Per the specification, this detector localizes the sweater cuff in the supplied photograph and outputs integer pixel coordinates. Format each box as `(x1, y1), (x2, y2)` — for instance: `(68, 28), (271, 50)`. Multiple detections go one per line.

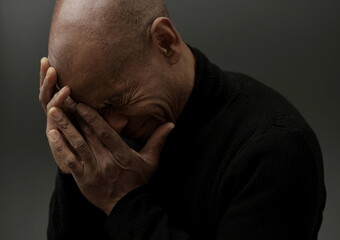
(102, 185), (157, 238)
(56, 169), (79, 192)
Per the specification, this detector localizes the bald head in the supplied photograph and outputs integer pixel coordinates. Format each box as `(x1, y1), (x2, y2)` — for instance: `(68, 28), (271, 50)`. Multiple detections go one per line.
(48, 0), (168, 89)
(47, 0), (195, 138)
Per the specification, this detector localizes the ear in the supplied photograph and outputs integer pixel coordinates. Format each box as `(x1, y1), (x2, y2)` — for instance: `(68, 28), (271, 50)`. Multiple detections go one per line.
(150, 17), (182, 65)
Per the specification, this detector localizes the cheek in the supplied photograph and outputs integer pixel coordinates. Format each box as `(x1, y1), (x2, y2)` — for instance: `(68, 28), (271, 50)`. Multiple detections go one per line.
(104, 115), (129, 134)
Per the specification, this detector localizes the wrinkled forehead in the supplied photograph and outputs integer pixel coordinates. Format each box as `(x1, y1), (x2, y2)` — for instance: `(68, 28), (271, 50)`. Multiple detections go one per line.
(48, 0), (131, 81)
(48, 16), (112, 88)
(46, 1), (129, 109)
(48, 23), (123, 87)
(49, 0), (110, 64)
(48, 37), (109, 106)
(49, 41), (96, 87)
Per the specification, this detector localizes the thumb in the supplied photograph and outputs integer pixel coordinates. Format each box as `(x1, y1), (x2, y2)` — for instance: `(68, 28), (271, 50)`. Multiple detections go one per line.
(139, 122), (175, 166)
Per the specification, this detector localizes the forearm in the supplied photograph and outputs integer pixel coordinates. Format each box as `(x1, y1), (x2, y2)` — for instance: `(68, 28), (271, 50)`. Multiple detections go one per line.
(48, 170), (191, 240)
(47, 170), (107, 240)
(103, 186), (191, 240)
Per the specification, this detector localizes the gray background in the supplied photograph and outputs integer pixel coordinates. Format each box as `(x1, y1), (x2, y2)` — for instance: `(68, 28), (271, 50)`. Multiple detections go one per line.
(0, 0), (339, 239)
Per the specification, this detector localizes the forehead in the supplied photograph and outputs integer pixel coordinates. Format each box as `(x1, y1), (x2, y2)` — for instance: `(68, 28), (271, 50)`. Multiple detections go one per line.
(48, 23), (132, 109)
(49, 46), (114, 109)
(48, 22), (125, 88)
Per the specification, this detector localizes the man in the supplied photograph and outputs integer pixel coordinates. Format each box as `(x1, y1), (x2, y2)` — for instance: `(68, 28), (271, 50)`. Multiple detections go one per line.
(39, 0), (326, 239)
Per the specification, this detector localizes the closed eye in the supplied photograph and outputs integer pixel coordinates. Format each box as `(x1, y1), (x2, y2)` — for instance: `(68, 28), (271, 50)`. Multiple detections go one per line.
(98, 105), (109, 116)
(98, 96), (124, 116)
(109, 96), (124, 107)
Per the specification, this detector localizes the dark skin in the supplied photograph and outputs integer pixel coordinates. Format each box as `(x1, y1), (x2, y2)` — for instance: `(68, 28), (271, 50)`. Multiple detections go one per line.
(40, 1), (195, 216)
(39, 59), (175, 215)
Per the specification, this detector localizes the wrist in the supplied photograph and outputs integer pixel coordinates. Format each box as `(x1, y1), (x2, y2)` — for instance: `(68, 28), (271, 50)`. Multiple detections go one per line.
(103, 200), (118, 216)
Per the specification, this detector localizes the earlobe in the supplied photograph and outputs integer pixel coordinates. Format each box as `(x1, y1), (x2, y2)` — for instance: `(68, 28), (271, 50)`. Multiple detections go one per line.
(150, 17), (182, 65)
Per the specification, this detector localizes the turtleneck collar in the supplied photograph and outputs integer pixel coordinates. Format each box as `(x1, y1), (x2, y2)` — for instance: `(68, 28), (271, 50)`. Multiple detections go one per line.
(175, 46), (241, 129)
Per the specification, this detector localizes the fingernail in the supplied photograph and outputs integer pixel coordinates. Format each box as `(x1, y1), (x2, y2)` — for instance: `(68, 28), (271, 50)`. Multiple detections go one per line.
(50, 108), (62, 120)
(64, 97), (77, 109)
(48, 130), (59, 142)
(41, 57), (47, 64)
(59, 86), (68, 94)
(46, 67), (53, 76)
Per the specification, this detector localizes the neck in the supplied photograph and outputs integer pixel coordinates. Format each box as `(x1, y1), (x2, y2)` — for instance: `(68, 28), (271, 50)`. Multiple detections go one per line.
(171, 44), (196, 122)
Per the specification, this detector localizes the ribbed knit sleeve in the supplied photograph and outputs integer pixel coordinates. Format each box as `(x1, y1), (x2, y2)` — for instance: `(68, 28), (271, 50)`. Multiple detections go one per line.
(102, 186), (190, 239)
(47, 171), (107, 240)
(47, 172), (192, 240)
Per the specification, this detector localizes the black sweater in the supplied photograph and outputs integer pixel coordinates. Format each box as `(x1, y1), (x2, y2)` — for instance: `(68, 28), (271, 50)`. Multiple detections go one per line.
(48, 48), (326, 240)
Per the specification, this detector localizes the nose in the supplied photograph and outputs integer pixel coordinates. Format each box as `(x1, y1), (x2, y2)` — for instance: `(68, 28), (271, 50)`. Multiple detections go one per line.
(104, 114), (129, 134)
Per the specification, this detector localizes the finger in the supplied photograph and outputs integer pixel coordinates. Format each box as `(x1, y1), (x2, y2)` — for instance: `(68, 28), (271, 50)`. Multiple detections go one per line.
(46, 115), (73, 174)
(45, 87), (71, 133)
(45, 87), (71, 151)
(40, 57), (50, 87)
(64, 96), (77, 113)
(48, 107), (96, 169)
(39, 67), (58, 112)
(81, 123), (110, 159)
(46, 86), (71, 112)
(47, 129), (83, 177)
(40, 67), (57, 107)
(139, 122), (175, 166)
(76, 103), (127, 151)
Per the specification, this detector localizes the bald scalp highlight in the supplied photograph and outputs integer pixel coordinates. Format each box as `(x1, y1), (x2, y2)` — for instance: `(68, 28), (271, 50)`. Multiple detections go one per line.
(102, 0), (169, 73)
(49, 0), (169, 82)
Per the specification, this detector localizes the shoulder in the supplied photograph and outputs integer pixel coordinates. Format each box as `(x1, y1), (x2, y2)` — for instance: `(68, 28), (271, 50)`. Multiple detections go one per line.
(208, 71), (323, 172)
(220, 71), (313, 133)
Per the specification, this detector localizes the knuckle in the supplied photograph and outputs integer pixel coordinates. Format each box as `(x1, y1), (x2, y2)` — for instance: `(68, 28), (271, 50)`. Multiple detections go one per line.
(99, 130), (111, 140)
(65, 159), (77, 169)
(57, 119), (69, 130)
(55, 143), (64, 152)
(73, 139), (88, 152)
(86, 112), (97, 124)
(112, 151), (130, 169)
